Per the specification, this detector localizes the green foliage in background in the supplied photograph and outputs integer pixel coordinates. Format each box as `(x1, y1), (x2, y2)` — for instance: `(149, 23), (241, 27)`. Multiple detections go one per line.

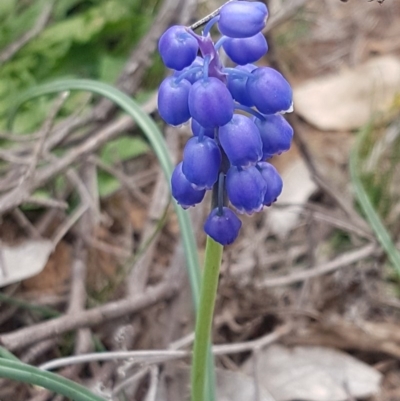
(356, 122), (400, 225)
(350, 121), (400, 276)
(98, 136), (149, 197)
(0, 0), (159, 132)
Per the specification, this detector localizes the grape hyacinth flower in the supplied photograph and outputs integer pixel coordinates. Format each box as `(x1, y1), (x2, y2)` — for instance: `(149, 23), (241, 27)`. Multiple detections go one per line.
(157, 0), (293, 245)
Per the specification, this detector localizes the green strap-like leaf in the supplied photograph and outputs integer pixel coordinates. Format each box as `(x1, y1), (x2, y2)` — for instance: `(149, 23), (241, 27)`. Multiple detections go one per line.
(0, 358), (105, 401)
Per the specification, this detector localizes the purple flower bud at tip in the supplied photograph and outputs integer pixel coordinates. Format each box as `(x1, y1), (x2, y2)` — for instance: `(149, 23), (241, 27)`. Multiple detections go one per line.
(204, 207), (242, 245)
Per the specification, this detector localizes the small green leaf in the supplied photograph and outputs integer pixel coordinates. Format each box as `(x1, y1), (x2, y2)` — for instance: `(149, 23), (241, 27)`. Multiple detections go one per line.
(97, 171), (120, 198)
(98, 54), (126, 83)
(100, 135), (149, 165)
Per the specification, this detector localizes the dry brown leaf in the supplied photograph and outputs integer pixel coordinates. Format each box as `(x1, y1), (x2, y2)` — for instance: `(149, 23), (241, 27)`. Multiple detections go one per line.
(294, 56), (400, 131)
(267, 157), (317, 238)
(243, 345), (382, 401)
(156, 366), (275, 401)
(21, 241), (71, 293)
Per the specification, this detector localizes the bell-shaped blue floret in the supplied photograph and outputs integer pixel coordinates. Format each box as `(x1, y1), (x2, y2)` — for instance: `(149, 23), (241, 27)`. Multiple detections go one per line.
(218, 1), (268, 38)
(158, 77), (191, 126)
(257, 162), (283, 205)
(158, 26), (199, 71)
(204, 207), (242, 245)
(188, 77), (234, 128)
(226, 166), (267, 214)
(222, 33), (268, 65)
(182, 136), (221, 190)
(227, 64), (256, 107)
(171, 162), (206, 208)
(191, 119), (215, 139)
(246, 67), (293, 115)
(254, 114), (293, 159)
(219, 114), (263, 167)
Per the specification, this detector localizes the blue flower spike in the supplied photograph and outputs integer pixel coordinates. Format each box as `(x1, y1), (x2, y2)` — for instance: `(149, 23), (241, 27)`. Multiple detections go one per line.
(157, 1), (293, 245)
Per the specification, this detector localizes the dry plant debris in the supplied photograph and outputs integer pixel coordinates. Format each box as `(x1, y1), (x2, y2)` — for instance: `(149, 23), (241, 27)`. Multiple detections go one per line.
(0, 0), (399, 400)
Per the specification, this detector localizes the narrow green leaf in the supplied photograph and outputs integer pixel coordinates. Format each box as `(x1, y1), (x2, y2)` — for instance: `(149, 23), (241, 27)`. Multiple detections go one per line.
(100, 135), (149, 165)
(0, 347), (19, 362)
(97, 171), (121, 198)
(350, 126), (400, 275)
(0, 359), (105, 401)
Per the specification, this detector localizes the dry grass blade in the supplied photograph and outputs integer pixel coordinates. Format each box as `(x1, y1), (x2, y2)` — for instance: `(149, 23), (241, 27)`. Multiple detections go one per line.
(39, 325), (291, 371)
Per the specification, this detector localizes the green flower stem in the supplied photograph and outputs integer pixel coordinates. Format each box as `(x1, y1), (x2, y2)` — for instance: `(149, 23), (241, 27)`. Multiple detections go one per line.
(191, 236), (223, 401)
(0, 359), (105, 401)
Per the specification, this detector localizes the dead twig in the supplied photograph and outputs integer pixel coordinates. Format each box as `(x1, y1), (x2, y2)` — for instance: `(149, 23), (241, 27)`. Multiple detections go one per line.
(111, 367), (151, 399)
(23, 92), (70, 182)
(0, 92), (71, 215)
(51, 202), (89, 249)
(144, 366), (159, 401)
(126, 165), (171, 295)
(0, 279), (178, 351)
(0, 95), (156, 216)
(258, 243), (379, 287)
(0, 132), (42, 142)
(288, 114), (371, 234)
(287, 316), (400, 358)
(25, 196), (68, 210)
(52, 240), (93, 393)
(11, 209), (42, 239)
(21, 339), (58, 364)
(92, 156), (150, 206)
(20, 239), (92, 369)
(264, 0), (309, 33)
(275, 202), (374, 240)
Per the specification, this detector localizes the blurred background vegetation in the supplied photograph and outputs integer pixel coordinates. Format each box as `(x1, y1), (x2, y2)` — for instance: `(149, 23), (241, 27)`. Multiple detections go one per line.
(0, 0), (162, 132)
